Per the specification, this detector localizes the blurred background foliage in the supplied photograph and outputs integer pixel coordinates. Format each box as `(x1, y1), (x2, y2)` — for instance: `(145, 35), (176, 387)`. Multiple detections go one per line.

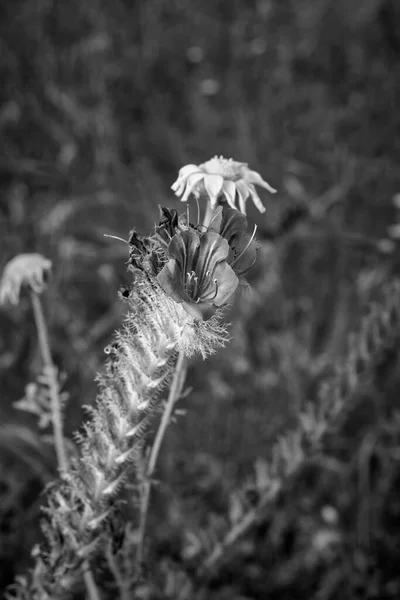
(1, 0), (400, 597)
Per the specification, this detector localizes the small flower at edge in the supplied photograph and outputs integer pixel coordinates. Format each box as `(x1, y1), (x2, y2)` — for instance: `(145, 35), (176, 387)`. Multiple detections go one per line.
(171, 155), (276, 214)
(0, 253), (52, 306)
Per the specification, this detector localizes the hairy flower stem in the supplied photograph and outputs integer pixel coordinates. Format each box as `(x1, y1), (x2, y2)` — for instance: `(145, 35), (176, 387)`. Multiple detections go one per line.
(136, 349), (187, 565)
(30, 291), (68, 474)
(31, 291), (101, 600)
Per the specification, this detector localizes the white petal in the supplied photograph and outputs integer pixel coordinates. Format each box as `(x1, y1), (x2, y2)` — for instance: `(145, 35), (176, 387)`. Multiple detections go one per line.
(171, 165), (203, 192)
(235, 180), (250, 214)
(173, 181), (186, 196)
(222, 180), (237, 209)
(179, 164), (202, 178)
(204, 174), (224, 206)
(180, 172), (206, 202)
(244, 169), (277, 193)
(171, 180), (183, 193)
(238, 194), (247, 214)
(248, 183), (266, 213)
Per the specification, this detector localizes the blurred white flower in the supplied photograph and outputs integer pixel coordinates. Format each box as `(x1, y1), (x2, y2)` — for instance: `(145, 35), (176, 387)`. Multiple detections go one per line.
(249, 38), (266, 56)
(186, 45), (204, 63)
(172, 155), (276, 214)
(393, 193), (400, 209)
(199, 78), (220, 96)
(0, 253), (52, 305)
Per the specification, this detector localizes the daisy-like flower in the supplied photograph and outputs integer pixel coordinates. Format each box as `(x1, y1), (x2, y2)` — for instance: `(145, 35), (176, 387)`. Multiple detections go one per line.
(0, 253), (52, 306)
(171, 155), (276, 214)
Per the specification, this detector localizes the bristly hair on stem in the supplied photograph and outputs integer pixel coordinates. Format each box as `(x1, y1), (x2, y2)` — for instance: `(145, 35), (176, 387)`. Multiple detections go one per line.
(136, 347), (188, 566)
(6, 263), (231, 599)
(6, 198), (260, 599)
(0, 253), (100, 599)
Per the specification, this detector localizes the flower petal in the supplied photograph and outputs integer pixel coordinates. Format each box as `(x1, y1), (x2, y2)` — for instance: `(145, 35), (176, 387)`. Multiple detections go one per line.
(238, 195), (246, 214)
(157, 259), (186, 304)
(230, 234), (258, 275)
(172, 180), (187, 196)
(171, 164), (202, 192)
(222, 180), (237, 209)
(219, 206), (247, 243)
(244, 169), (277, 193)
(182, 299), (216, 321)
(204, 174), (224, 207)
(212, 262), (239, 306)
(235, 180), (250, 214)
(180, 172), (206, 202)
(248, 183), (266, 213)
(207, 206), (224, 234)
(197, 232), (230, 285)
(168, 230), (200, 275)
(179, 164), (203, 178)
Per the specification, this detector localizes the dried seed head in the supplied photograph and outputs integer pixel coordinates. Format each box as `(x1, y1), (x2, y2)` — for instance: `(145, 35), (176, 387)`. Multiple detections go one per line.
(0, 253), (52, 305)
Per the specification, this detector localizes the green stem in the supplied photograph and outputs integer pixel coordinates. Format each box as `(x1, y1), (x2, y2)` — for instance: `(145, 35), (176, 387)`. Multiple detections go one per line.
(30, 291), (68, 474)
(136, 350), (187, 565)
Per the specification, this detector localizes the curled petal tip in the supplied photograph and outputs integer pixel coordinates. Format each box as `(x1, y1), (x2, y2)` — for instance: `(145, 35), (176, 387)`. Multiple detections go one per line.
(173, 156), (277, 214)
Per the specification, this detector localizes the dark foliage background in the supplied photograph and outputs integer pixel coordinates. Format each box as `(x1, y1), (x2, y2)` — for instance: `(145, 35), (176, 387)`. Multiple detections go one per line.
(1, 0), (400, 597)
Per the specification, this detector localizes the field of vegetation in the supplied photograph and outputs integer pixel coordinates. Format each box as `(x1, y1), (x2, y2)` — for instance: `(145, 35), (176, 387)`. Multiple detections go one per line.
(1, 0), (400, 598)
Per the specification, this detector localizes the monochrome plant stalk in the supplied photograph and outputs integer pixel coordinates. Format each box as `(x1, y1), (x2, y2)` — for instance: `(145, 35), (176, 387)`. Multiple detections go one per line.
(8, 268), (231, 600)
(136, 348), (187, 565)
(189, 280), (400, 584)
(8, 276), (179, 598)
(5, 157), (266, 599)
(30, 290), (68, 474)
(31, 289), (102, 599)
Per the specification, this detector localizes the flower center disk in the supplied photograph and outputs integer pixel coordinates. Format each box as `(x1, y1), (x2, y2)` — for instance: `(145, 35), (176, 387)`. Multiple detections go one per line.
(200, 156), (246, 181)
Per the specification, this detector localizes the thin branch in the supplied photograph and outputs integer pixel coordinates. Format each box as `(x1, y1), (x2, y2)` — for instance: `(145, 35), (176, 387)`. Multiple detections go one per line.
(105, 542), (131, 600)
(199, 482), (280, 578)
(136, 349), (187, 565)
(30, 290), (68, 474)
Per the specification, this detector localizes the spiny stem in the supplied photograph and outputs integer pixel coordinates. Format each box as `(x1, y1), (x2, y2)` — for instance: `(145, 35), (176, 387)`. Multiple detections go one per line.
(30, 290), (68, 474)
(136, 349), (187, 565)
(30, 290), (102, 600)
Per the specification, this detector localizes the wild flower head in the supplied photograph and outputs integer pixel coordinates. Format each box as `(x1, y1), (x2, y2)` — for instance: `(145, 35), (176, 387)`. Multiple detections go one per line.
(128, 204), (258, 322)
(0, 253), (52, 306)
(171, 155), (276, 214)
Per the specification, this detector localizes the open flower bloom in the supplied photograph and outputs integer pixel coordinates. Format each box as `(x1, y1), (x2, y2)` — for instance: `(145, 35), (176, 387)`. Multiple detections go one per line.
(0, 253), (52, 306)
(157, 230), (238, 321)
(128, 205), (258, 321)
(171, 155), (276, 214)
